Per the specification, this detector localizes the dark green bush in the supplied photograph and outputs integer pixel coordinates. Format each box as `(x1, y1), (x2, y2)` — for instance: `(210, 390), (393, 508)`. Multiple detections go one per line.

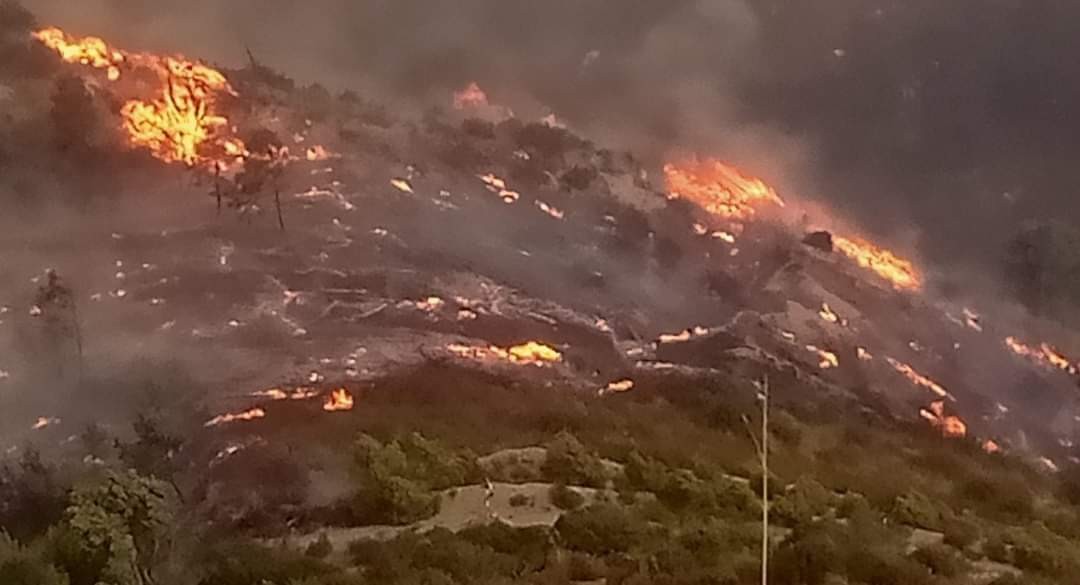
(555, 503), (644, 555)
(910, 543), (968, 578)
(305, 533), (333, 559)
(550, 483), (585, 511)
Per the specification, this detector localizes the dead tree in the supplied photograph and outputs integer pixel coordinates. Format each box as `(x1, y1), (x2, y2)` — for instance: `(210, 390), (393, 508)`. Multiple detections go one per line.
(32, 269), (83, 382)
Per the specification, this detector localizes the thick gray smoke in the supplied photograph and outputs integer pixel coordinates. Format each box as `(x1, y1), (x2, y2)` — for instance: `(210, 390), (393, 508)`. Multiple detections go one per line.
(17, 0), (1080, 279)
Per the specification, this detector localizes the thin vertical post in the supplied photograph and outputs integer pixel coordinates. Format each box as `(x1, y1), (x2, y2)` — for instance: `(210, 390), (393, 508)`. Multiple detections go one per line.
(761, 374), (769, 585)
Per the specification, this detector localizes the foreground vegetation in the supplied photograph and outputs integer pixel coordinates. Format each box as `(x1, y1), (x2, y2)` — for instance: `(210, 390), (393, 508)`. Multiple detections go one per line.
(4, 363), (1080, 585)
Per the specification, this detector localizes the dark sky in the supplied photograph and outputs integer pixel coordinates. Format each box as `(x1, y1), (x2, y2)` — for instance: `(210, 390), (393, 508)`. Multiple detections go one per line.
(19, 0), (1080, 275)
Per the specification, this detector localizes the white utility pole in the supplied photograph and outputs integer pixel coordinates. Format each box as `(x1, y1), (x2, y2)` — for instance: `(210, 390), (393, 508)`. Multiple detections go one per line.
(743, 375), (770, 585)
(760, 375), (769, 585)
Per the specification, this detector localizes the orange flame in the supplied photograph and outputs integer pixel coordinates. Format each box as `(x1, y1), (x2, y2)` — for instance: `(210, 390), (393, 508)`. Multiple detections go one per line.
(663, 160), (785, 221)
(323, 388), (355, 412)
(447, 341), (562, 366)
(478, 173), (520, 203)
(982, 439), (1001, 454)
(600, 379), (635, 396)
(819, 303), (842, 325)
(204, 407), (266, 427)
(34, 26), (242, 168)
(1004, 336), (1079, 375)
(919, 400), (967, 438)
(31, 416), (60, 430)
(886, 357), (949, 398)
(832, 236), (921, 291)
(251, 387), (319, 401)
(33, 27), (123, 80)
(454, 82), (489, 109)
(507, 341), (563, 364)
(806, 345), (840, 369)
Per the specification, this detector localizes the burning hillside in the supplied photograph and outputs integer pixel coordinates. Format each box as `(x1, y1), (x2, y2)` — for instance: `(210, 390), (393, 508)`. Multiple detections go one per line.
(4, 18), (1080, 497)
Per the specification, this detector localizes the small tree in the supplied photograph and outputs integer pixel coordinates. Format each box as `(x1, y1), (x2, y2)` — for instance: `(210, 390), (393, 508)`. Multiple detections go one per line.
(0, 532), (68, 585)
(541, 432), (608, 488)
(65, 470), (173, 585)
(0, 449), (67, 542)
(549, 483), (585, 511)
(117, 414), (184, 485)
(50, 76), (100, 158)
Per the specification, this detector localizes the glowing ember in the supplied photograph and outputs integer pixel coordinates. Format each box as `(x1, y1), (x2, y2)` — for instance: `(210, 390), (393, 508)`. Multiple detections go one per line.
(832, 236), (921, 291)
(962, 308), (983, 332)
(659, 330), (692, 344)
(390, 178), (414, 193)
(819, 303), (841, 325)
(806, 345), (839, 369)
(323, 388), (355, 412)
(251, 388), (289, 400)
(478, 173), (520, 203)
(601, 379), (635, 395)
(1005, 336), (1079, 376)
(713, 231), (737, 244)
(32, 416), (60, 430)
(856, 347), (874, 361)
(886, 357), (949, 398)
(251, 387), (318, 401)
(920, 400), (967, 438)
(34, 26), (242, 167)
(415, 297), (446, 313)
(305, 145), (336, 161)
(453, 81), (490, 110)
(204, 407), (265, 427)
(982, 439), (1001, 454)
(458, 309), (478, 321)
(535, 200), (565, 219)
(663, 160), (785, 221)
(659, 327), (709, 344)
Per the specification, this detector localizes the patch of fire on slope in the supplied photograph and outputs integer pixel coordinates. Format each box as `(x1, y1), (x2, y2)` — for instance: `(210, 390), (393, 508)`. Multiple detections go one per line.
(34, 26), (244, 168)
(663, 159), (785, 222)
(447, 341), (562, 366)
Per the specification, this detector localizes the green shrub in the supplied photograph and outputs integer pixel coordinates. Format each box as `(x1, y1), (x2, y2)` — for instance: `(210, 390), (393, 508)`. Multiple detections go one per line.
(773, 477), (833, 527)
(550, 483), (585, 511)
(0, 533), (69, 585)
(623, 451), (758, 520)
(771, 523), (840, 585)
(1007, 523), (1080, 577)
(305, 533), (333, 559)
(347, 433), (476, 525)
(542, 432), (609, 488)
(567, 552), (606, 581)
(198, 540), (338, 585)
(555, 503), (644, 555)
(941, 512), (981, 550)
(891, 490), (948, 531)
(910, 543), (968, 578)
